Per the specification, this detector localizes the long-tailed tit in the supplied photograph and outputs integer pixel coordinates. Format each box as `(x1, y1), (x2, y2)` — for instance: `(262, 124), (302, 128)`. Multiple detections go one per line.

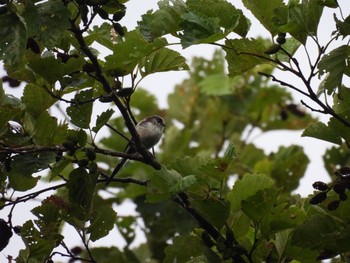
(106, 115), (166, 185)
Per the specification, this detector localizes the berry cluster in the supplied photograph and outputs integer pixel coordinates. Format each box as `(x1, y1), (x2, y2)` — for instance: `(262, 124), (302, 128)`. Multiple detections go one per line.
(309, 167), (350, 210)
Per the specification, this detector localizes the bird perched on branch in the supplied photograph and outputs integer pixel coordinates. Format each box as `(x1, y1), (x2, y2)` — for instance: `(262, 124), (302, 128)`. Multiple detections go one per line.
(106, 115), (166, 185)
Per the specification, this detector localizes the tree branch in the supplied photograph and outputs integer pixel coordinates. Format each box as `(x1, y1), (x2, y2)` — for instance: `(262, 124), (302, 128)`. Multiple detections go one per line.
(69, 19), (161, 171)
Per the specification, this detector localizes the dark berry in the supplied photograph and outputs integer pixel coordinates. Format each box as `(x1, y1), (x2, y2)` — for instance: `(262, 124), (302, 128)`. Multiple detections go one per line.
(312, 181), (328, 191)
(327, 200), (340, 211)
(309, 192), (327, 205)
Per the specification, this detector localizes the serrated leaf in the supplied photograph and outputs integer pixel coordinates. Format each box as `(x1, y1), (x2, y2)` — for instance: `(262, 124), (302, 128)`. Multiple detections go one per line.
(0, 13), (27, 67)
(18, 221), (58, 262)
(302, 121), (342, 145)
(67, 167), (98, 220)
(139, 48), (189, 77)
(187, 0), (250, 37)
(88, 205), (116, 241)
(191, 198), (230, 229)
(241, 0), (285, 35)
(241, 188), (279, 222)
(328, 117), (350, 142)
(180, 11), (223, 48)
(147, 167), (182, 203)
(9, 152), (55, 191)
(292, 214), (339, 250)
(334, 14), (350, 37)
(198, 74), (236, 96)
(77, 129), (88, 147)
(36, 0), (70, 47)
(224, 143), (236, 159)
(275, 37), (301, 62)
(105, 29), (168, 75)
(29, 56), (64, 84)
(275, 229), (293, 259)
(0, 104), (22, 135)
(92, 109), (115, 133)
(33, 111), (59, 145)
(318, 45), (350, 94)
(164, 235), (219, 263)
(227, 173), (274, 211)
(224, 38), (267, 77)
(317, 0), (338, 8)
(139, 0), (185, 41)
(169, 174), (197, 193)
(66, 89), (93, 129)
(22, 83), (56, 117)
(269, 145), (309, 192)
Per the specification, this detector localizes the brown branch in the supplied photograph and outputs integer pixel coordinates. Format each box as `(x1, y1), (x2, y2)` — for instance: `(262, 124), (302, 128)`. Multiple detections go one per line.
(69, 19), (161, 170)
(173, 193), (247, 262)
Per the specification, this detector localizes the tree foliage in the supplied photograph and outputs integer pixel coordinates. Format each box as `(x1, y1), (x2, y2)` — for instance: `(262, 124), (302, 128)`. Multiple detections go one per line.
(0, 0), (350, 262)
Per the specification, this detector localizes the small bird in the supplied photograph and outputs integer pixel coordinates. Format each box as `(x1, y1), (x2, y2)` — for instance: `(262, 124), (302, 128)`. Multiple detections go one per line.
(106, 115), (166, 185)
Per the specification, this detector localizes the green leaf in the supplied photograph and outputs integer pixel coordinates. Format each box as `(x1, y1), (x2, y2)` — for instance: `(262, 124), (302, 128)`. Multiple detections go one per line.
(36, 0), (70, 47)
(333, 86), (350, 118)
(302, 121), (342, 145)
(241, 188), (279, 223)
(241, 0), (285, 35)
(18, 221), (58, 262)
(334, 14), (350, 37)
(139, 0), (185, 41)
(191, 199), (230, 229)
(277, 1), (323, 44)
(33, 111), (59, 145)
(0, 13), (27, 67)
(105, 29), (168, 75)
(92, 109), (115, 133)
(328, 117), (350, 142)
(169, 174), (197, 194)
(180, 11), (223, 48)
(77, 129), (88, 147)
(318, 45), (350, 94)
(198, 74), (236, 96)
(268, 145), (309, 192)
(31, 202), (62, 243)
(187, 0), (250, 37)
(164, 235), (219, 263)
(67, 167), (98, 220)
(275, 37), (301, 62)
(274, 229), (293, 260)
(228, 210), (250, 239)
(9, 152), (55, 191)
(224, 143), (237, 159)
(29, 56), (64, 84)
(22, 83), (56, 117)
(0, 104), (22, 135)
(86, 247), (126, 263)
(147, 167), (182, 203)
(88, 205), (116, 241)
(66, 89), (94, 129)
(86, 23), (117, 50)
(139, 48), (189, 77)
(227, 173), (274, 211)
(292, 214), (340, 250)
(224, 38), (267, 77)
(317, 0), (338, 8)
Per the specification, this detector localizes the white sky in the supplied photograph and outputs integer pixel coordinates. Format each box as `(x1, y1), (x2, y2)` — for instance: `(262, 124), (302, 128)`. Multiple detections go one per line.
(1, 0), (350, 261)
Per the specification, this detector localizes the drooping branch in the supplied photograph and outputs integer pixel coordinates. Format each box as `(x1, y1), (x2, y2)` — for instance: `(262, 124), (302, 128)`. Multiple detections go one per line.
(68, 19), (161, 171)
(227, 45), (350, 129)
